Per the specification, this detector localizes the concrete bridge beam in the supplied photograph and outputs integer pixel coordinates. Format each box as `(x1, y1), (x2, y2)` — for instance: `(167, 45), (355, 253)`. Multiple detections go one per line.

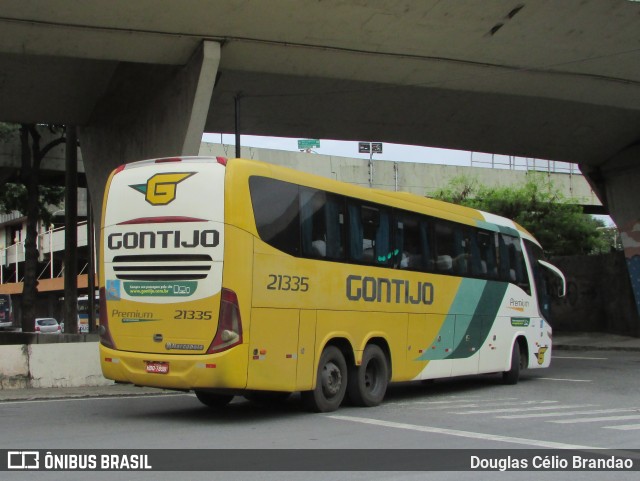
(584, 144), (640, 315)
(79, 41), (221, 219)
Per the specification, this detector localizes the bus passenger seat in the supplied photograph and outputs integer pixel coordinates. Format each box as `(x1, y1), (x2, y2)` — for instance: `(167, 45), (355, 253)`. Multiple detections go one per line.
(311, 240), (326, 257)
(436, 255), (453, 272)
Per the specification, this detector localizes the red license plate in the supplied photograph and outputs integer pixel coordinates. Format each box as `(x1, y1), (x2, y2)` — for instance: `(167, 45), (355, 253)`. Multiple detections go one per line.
(145, 361), (169, 374)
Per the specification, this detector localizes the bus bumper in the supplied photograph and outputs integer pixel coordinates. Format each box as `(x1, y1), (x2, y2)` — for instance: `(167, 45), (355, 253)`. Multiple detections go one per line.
(99, 344), (248, 390)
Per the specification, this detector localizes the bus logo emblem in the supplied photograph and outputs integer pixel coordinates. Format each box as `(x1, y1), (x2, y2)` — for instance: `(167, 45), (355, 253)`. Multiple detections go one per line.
(130, 172), (195, 206)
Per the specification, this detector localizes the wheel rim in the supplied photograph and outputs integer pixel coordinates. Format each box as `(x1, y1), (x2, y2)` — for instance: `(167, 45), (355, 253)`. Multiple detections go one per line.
(321, 360), (343, 398)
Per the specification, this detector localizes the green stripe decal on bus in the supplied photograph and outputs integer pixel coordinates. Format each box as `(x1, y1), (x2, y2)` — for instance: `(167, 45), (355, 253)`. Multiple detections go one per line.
(417, 279), (508, 361)
(417, 279), (485, 362)
(476, 220), (519, 237)
(447, 280), (509, 359)
(475, 220), (500, 233)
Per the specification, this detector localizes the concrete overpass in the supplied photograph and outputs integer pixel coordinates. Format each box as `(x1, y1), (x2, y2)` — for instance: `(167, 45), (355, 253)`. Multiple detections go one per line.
(0, 1), (639, 311)
(0, 134), (602, 208)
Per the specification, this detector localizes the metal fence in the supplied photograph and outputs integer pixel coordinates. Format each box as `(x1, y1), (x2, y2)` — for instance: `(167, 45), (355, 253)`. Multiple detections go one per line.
(470, 153), (580, 175)
(0, 221), (89, 284)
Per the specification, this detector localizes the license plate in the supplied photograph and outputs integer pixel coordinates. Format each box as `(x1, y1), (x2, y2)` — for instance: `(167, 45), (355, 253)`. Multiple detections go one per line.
(145, 361), (169, 374)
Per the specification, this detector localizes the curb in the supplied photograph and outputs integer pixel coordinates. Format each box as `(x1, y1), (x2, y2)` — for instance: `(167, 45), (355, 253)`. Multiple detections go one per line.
(0, 386), (182, 403)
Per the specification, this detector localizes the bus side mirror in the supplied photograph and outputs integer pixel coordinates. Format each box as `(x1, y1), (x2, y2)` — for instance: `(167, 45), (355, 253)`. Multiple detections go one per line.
(538, 260), (566, 298)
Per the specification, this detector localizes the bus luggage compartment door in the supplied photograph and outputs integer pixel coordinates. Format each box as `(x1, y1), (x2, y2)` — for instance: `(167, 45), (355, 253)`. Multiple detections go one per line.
(247, 308), (300, 391)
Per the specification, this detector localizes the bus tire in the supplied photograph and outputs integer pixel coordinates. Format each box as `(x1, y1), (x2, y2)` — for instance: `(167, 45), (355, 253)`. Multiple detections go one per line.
(194, 390), (234, 408)
(502, 342), (522, 385)
(347, 344), (389, 407)
(301, 345), (348, 413)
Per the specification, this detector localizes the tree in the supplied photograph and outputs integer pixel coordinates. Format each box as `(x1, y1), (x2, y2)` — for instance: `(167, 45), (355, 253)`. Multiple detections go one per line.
(431, 173), (612, 256)
(0, 123), (65, 332)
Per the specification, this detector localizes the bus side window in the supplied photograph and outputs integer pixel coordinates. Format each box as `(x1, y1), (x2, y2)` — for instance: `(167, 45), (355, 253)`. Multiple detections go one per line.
(500, 234), (531, 294)
(395, 212), (431, 271)
(348, 202), (391, 266)
(468, 230), (483, 277)
(249, 177), (301, 256)
(452, 226), (470, 276)
(497, 234), (510, 281)
(434, 221), (455, 273)
(477, 230), (498, 279)
(300, 188), (344, 260)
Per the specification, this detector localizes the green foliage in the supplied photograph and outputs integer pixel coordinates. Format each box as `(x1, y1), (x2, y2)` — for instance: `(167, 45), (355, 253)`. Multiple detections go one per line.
(0, 183), (65, 226)
(0, 122), (18, 141)
(0, 122), (65, 225)
(431, 173), (614, 256)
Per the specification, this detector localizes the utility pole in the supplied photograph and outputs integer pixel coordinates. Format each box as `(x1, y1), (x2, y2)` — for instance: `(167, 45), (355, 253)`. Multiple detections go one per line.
(234, 93), (242, 158)
(87, 192), (96, 333)
(64, 125), (78, 334)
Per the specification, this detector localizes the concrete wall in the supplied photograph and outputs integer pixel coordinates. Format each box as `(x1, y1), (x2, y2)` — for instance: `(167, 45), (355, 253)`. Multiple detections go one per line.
(0, 335), (110, 390)
(550, 252), (640, 337)
(199, 143), (601, 206)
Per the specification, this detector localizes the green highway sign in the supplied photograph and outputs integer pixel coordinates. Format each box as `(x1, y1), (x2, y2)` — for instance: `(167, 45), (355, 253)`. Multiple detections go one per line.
(298, 139), (320, 150)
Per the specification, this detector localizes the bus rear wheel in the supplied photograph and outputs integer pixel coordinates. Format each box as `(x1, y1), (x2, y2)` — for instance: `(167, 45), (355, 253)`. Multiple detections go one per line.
(301, 345), (347, 413)
(194, 390), (234, 408)
(347, 344), (389, 407)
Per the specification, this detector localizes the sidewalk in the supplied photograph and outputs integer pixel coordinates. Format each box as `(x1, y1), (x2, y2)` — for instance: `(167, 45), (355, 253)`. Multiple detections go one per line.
(0, 383), (182, 402)
(0, 332), (638, 402)
(553, 332), (640, 352)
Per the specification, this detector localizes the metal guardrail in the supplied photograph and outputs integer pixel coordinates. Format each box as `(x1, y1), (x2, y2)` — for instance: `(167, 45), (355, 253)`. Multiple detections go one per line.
(470, 154), (580, 175)
(0, 221), (89, 284)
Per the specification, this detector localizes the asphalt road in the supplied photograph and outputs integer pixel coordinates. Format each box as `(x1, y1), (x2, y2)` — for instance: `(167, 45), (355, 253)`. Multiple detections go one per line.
(1, 349), (639, 480)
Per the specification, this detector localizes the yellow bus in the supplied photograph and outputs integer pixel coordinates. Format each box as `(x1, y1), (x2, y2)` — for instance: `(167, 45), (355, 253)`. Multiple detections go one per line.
(99, 156), (565, 412)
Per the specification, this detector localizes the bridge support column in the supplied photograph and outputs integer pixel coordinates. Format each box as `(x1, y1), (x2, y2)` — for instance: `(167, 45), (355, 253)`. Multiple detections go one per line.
(583, 144), (640, 327)
(79, 40), (220, 221)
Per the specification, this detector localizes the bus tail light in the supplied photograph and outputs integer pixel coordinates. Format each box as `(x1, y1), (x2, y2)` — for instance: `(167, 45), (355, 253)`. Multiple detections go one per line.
(207, 288), (243, 353)
(99, 287), (117, 349)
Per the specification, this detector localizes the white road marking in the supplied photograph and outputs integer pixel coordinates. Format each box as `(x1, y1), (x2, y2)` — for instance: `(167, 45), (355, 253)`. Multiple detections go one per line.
(498, 407), (640, 419)
(537, 377), (592, 382)
(328, 415), (598, 449)
(399, 397), (518, 405)
(453, 404), (595, 414)
(552, 356), (608, 360)
(550, 414), (640, 424)
(603, 424), (640, 431)
(0, 393), (187, 405)
(385, 397), (518, 407)
(402, 400), (556, 410)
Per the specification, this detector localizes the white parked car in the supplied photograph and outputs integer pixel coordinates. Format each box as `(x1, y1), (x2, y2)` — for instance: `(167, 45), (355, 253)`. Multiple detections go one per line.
(35, 318), (61, 334)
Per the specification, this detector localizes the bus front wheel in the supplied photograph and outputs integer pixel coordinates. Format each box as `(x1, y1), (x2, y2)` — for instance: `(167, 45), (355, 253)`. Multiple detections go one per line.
(194, 390), (234, 408)
(502, 342), (524, 385)
(347, 344), (389, 407)
(301, 345), (347, 413)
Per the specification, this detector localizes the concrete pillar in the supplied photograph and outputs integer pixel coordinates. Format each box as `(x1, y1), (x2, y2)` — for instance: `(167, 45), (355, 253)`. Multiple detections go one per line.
(583, 143), (640, 319)
(79, 41), (221, 222)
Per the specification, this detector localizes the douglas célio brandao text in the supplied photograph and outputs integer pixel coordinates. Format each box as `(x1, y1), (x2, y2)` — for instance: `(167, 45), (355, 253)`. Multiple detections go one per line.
(470, 454), (634, 471)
